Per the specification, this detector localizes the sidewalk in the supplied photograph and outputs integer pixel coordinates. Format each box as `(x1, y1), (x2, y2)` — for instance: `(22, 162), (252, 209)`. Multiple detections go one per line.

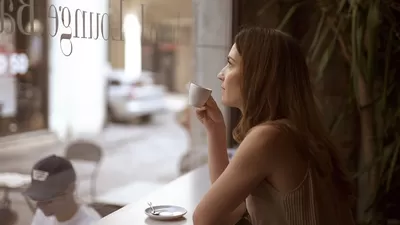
(0, 111), (190, 225)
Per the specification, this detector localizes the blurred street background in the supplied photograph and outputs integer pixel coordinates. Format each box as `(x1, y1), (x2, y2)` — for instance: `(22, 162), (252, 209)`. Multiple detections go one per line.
(0, 0), (399, 224)
(0, 94), (189, 225)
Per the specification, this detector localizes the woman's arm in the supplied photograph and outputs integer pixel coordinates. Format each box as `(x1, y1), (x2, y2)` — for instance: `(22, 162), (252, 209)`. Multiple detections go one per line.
(207, 124), (247, 224)
(207, 124), (229, 184)
(196, 96), (247, 224)
(193, 125), (286, 225)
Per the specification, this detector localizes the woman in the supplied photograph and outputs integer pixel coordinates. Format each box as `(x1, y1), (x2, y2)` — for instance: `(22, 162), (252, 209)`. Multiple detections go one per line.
(192, 27), (355, 225)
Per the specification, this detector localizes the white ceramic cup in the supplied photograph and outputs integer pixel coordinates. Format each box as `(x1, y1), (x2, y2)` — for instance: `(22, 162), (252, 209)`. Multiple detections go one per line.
(188, 83), (212, 108)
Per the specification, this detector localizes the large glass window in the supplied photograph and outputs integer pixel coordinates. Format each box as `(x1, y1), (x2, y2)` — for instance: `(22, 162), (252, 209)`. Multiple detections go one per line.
(1, 0), (194, 224)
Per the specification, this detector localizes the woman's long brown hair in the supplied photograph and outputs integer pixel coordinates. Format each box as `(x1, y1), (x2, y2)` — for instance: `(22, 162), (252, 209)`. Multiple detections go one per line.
(233, 27), (354, 205)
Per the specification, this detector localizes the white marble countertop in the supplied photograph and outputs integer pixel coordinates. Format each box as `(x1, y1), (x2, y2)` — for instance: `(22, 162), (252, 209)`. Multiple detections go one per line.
(95, 181), (164, 207)
(96, 165), (210, 225)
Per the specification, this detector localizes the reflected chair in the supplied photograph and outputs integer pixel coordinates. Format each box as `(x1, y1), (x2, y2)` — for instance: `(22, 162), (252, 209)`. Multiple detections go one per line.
(65, 140), (103, 202)
(89, 202), (122, 217)
(0, 207), (18, 225)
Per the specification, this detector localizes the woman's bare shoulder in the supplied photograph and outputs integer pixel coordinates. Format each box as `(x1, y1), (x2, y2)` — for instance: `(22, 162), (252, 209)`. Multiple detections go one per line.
(245, 121), (309, 191)
(243, 121), (306, 168)
(246, 121), (294, 145)
(240, 122), (295, 162)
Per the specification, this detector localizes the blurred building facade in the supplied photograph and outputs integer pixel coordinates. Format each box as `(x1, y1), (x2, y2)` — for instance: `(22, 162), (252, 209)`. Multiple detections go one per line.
(0, 0), (235, 148)
(0, 0), (49, 137)
(109, 0), (194, 94)
(0, 0), (110, 140)
(0, 0), (195, 140)
(49, 0), (110, 140)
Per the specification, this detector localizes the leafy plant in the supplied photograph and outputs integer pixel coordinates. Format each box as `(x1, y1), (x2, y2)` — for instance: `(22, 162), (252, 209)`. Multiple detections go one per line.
(275, 0), (400, 224)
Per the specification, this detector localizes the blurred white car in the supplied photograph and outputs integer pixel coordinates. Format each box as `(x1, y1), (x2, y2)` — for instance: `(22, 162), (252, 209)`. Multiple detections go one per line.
(107, 70), (167, 123)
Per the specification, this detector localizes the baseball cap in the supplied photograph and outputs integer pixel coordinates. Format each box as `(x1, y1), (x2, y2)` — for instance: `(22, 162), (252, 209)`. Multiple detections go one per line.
(24, 155), (76, 201)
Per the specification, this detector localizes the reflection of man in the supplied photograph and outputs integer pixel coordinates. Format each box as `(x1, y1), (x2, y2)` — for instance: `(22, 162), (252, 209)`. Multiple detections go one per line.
(25, 155), (101, 225)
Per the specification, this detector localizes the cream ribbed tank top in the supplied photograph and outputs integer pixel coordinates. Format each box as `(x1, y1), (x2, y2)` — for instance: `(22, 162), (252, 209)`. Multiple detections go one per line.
(245, 167), (355, 225)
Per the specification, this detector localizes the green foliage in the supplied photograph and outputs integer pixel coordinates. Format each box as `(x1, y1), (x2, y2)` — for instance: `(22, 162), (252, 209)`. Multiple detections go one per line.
(277, 0), (400, 224)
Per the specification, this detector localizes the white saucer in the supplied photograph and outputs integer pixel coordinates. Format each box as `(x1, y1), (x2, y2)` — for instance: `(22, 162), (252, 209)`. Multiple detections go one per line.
(145, 205), (187, 220)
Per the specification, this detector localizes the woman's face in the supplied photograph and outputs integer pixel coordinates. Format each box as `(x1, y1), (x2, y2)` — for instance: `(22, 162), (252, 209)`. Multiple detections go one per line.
(218, 44), (243, 109)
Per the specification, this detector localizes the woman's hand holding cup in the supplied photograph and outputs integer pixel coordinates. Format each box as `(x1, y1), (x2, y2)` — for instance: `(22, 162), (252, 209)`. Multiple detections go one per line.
(188, 82), (225, 132)
(195, 96), (225, 132)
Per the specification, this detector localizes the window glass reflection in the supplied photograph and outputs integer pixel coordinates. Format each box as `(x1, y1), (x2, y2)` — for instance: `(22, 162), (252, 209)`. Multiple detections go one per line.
(0, 0), (194, 224)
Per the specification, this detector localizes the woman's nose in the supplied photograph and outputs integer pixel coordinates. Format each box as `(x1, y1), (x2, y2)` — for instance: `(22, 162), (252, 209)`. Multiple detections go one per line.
(217, 72), (224, 81)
